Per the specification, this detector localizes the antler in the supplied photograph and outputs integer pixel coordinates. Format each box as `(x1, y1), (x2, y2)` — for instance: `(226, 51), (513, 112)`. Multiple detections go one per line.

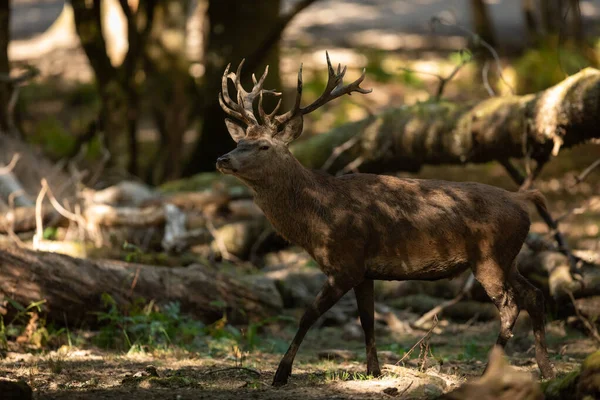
(219, 53), (372, 131)
(275, 51), (372, 126)
(218, 59), (281, 126)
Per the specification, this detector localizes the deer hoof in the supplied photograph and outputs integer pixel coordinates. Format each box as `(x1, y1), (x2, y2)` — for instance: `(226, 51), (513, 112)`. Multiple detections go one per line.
(272, 363), (292, 386)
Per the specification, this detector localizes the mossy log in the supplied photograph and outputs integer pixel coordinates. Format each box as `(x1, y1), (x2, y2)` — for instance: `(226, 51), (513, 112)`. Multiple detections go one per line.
(543, 350), (600, 400)
(292, 68), (600, 173)
(0, 246), (282, 326)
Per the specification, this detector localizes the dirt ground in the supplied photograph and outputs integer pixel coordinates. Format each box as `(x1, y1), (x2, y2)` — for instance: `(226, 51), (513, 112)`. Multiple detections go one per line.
(1, 315), (596, 400)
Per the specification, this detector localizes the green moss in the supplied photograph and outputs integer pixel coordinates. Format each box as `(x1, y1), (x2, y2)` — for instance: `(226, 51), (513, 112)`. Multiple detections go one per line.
(542, 370), (580, 400)
(582, 350), (600, 370)
(514, 42), (592, 94)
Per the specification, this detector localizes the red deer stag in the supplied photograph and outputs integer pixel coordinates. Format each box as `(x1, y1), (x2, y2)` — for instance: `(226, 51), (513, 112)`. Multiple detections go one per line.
(216, 53), (555, 386)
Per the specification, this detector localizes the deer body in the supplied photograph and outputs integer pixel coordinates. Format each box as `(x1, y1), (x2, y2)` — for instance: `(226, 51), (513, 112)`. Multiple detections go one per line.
(216, 54), (555, 386)
(249, 162), (531, 282)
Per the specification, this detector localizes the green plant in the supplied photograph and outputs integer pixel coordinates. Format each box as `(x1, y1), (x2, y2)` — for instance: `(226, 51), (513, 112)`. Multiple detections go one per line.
(0, 299), (47, 350)
(94, 294), (205, 352)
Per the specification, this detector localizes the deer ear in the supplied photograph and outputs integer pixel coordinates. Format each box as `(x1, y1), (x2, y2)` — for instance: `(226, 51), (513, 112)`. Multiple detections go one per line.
(276, 116), (303, 145)
(225, 119), (246, 143)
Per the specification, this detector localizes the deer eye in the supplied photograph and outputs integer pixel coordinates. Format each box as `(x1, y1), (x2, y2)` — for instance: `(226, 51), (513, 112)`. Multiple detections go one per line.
(259, 145), (270, 151)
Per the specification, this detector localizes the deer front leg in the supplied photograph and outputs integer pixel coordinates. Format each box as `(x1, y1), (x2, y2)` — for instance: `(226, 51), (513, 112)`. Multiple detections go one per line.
(354, 279), (381, 377)
(272, 276), (355, 386)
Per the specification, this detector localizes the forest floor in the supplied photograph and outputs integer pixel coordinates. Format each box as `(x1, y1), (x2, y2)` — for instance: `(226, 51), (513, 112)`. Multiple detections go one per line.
(1, 144), (598, 399)
(0, 316), (596, 399)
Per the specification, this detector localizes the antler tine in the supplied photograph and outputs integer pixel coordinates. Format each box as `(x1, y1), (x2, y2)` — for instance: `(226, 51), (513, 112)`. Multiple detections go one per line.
(218, 93), (245, 121)
(221, 63), (237, 109)
(275, 63), (304, 125)
(258, 91), (283, 128)
(299, 53), (371, 115)
(220, 62), (255, 125)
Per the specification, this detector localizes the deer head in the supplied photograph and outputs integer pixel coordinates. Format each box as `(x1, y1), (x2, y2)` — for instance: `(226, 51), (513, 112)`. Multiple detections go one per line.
(216, 53), (372, 181)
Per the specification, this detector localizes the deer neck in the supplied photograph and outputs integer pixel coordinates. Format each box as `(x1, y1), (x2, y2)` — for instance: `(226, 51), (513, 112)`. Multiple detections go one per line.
(243, 157), (324, 246)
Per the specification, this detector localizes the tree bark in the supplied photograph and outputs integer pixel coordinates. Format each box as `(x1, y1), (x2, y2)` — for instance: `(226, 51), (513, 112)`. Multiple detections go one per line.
(71, 0), (156, 175)
(291, 68), (600, 174)
(470, 0), (497, 49)
(144, 0), (194, 183)
(0, 0), (10, 133)
(184, 0), (282, 175)
(0, 246), (282, 326)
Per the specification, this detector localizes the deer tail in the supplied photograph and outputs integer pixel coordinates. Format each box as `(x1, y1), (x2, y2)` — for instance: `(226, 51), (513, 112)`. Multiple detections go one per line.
(515, 189), (548, 214)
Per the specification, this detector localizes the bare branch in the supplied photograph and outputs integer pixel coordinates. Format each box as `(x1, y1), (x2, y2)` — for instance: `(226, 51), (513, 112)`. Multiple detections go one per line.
(575, 158), (600, 185)
(321, 135), (360, 171)
(41, 179), (86, 227)
(398, 50), (471, 101)
(431, 16), (514, 95)
(0, 153), (20, 175)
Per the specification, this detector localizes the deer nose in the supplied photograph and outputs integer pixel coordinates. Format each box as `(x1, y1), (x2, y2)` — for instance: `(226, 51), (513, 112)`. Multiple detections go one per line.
(217, 155), (230, 164)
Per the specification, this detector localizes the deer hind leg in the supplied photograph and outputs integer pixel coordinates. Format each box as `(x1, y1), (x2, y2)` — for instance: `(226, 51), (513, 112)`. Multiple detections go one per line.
(473, 260), (520, 349)
(272, 276), (356, 386)
(354, 279), (381, 377)
(510, 271), (556, 378)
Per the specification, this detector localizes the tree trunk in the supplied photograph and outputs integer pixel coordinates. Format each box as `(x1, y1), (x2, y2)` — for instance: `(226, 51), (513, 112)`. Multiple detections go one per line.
(0, 0), (10, 133)
(522, 0), (539, 45)
(144, 0), (194, 183)
(291, 68), (600, 174)
(71, 0), (129, 171)
(0, 247), (282, 326)
(184, 0), (282, 175)
(470, 0), (497, 49)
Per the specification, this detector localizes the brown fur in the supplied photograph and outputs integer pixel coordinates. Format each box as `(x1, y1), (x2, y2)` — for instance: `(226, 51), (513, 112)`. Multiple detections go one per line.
(216, 58), (555, 385)
(217, 142), (555, 385)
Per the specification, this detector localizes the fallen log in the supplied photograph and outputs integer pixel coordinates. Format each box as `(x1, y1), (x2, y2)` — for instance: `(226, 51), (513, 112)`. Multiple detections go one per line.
(292, 68), (600, 173)
(0, 247), (282, 326)
(0, 205), (63, 233)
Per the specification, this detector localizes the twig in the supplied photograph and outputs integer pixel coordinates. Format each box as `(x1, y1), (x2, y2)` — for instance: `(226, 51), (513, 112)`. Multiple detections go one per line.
(431, 16), (514, 95)
(0, 66), (39, 85)
(574, 158), (600, 185)
(397, 315), (439, 365)
(481, 60), (495, 97)
(321, 135), (360, 171)
(33, 183), (49, 248)
(129, 266), (141, 297)
(206, 220), (240, 263)
(520, 160), (546, 191)
(203, 367), (261, 377)
(398, 381), (413, 397)
(41, 179), (86, 227)
(566, 290), (600, 344)
(337, 156), (364, 176)
(556, 196), (600, 223)
(398, 50), (471, 101)
(413, 274), (475, 328)
(0, 153), (21, 175)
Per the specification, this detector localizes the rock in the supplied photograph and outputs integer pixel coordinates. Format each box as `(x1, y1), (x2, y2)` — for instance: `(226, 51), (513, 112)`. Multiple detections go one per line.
(0, 379), (33, 400)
